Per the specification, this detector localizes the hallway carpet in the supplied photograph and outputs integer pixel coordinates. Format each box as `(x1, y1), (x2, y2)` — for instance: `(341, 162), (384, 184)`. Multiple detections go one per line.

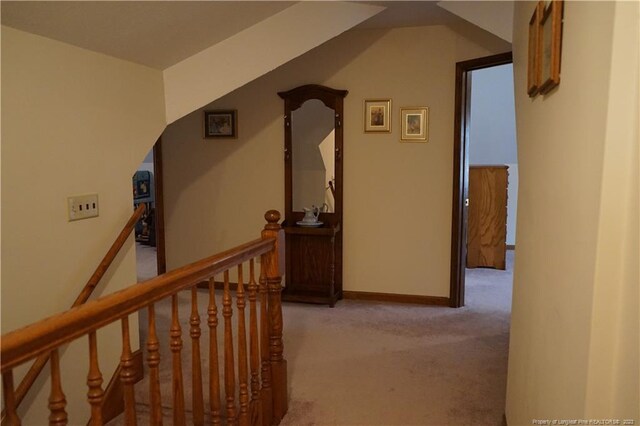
(135, 242), (157, 282)
(117, 251), (513, 425)
(280, 252), (513, 425)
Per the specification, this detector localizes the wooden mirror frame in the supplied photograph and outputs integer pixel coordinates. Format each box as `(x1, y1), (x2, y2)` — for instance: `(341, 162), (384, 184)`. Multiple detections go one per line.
(278, 84), (348, 227)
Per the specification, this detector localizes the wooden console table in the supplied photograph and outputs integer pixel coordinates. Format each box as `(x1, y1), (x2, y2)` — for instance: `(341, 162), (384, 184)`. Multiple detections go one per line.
(282, 223), (341, 307)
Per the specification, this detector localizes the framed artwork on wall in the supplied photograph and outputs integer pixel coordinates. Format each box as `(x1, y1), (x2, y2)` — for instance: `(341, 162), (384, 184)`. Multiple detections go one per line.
(364, 99), (391, 133)
(400, 107), (429, 142)
(527, 1), (544, 97)
(204, 110), (237, 138)
(538, 0), (564, 94)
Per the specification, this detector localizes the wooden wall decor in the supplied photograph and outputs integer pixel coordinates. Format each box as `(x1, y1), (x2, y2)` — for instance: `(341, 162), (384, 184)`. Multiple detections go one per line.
(539, 0), (564, 95)
(527, 1), (544, 97)
(528, 1), (563, 97)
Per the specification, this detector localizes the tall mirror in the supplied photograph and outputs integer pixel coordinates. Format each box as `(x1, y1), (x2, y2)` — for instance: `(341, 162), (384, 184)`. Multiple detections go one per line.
(278, 84), (348, 227)
(291, 99), (335, 213)
(278, 85), (348, 306)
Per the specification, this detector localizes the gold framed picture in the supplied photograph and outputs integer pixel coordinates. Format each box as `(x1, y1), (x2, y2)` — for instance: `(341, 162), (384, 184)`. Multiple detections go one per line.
(527, 1), (544, 97)
(400, 107), (428, 142)
(364, 99), (391, 133)
(538, 0), (563, 94)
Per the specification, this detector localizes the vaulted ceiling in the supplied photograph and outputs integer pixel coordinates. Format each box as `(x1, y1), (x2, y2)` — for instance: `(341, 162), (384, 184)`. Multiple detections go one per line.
(1, 1), (295, 69)
(0, 1), (496, 70)
(2, 1), (512, 122)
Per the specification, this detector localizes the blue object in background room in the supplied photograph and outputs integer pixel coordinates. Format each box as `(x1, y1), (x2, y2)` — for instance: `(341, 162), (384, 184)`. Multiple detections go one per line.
(132, 171), (156, 246)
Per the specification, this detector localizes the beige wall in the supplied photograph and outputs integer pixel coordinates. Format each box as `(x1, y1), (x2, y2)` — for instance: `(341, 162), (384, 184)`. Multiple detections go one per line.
(506, 1), (639, 424)
(163, 24), (509, 297)
(586, 0), (639, 418)
(1, 27), (166, 422)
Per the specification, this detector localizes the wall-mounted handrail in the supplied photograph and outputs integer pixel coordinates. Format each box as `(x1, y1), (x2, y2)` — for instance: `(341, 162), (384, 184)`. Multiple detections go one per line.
(74, 203), (146, 305)
(2, 203), (146, 419)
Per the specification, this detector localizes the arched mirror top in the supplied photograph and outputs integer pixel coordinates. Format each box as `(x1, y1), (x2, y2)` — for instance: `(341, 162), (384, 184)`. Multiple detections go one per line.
(278, 84), (348, 111)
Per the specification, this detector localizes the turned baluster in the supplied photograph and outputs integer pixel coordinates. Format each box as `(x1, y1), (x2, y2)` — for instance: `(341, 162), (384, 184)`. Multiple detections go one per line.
(259, 264), (272, 426)
(170, 294), (186, 425)
(223, 270), (238, 425)
(248, 259), (263, 425)
(237, 264), (250, 426)
(48, 349), (67, 426)
(87, 332), (104, 425)
(146, 304), (163, 425)
(2, 371), (22, 425)
(208, 277), (222, 426)
(190, 287), (205, 425)
(263, 210), (288, 423)
(120, 317), (137, 426)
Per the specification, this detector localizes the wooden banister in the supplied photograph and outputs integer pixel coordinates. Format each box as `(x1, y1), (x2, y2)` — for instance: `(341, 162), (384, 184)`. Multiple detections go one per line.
(262, 211), (288, 423)
(1, 211), (288, 426)
(208, 277), (222, 426)
(2, 204), (146, 421)
(1, 237), (276, 372)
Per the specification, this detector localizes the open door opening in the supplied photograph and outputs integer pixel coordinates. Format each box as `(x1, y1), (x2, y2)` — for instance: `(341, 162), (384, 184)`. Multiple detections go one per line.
(449, 52), (514, 308)
(133, 138), (166, 283)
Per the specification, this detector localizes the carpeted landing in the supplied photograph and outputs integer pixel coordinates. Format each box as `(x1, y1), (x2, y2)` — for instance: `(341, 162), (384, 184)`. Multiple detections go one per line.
(116, 251), (513, 425)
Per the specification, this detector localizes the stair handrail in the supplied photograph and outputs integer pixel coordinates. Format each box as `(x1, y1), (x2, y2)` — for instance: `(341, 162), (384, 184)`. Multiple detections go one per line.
(1, 236), (276, 372)
(74, 203), (147, 305)
(1, 211), (287, 425)
(2, 203), (147, 418)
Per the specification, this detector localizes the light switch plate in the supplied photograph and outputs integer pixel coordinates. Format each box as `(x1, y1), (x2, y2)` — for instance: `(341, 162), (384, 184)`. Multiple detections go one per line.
(68, 194), (99, 221)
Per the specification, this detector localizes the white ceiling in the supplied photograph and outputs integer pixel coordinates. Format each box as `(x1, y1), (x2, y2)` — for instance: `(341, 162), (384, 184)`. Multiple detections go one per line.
(437, 1), (512, 42)
(1, 1), (295, 69)
(356, 1), (459, 29)
(1, 1), (483, 70)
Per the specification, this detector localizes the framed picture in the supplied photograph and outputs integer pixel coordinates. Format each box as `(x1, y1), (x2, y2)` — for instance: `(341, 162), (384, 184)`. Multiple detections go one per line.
(364, 99), (391, 133)
(204, 110), (237, 138)
(132, 171), (152, 201)
(527, 2), (544, 97)
(538, 0), (563, 94)
(400, 107), (429, 142)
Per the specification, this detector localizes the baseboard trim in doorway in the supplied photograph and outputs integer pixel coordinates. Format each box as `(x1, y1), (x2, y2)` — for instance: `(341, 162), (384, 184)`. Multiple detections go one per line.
(502, 413), (508, 426)
(506, 245), (516, 250)
(343, 290), (449, 306)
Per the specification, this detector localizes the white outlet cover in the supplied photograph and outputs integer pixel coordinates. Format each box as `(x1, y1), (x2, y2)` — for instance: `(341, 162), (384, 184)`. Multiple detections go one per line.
(68, 194), (99, 221)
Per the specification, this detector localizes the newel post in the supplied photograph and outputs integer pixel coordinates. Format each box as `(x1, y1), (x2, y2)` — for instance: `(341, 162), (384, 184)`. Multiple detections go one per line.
(261, 210), (288, 423)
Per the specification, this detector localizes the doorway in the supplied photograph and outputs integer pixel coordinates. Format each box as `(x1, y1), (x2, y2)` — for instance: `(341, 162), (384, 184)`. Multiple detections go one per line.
(133, 138), (166, 282)
(449, 52), (515, 308)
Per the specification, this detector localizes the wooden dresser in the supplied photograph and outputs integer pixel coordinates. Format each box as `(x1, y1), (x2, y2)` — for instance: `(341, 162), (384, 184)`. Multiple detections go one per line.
(467, 165), (509, 270)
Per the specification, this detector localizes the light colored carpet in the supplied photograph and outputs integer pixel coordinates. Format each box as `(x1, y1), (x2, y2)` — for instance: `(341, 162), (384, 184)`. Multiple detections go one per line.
(280, 253), (513, 426)
(115, 251), (513, 425)
(135, 242), (158, 282)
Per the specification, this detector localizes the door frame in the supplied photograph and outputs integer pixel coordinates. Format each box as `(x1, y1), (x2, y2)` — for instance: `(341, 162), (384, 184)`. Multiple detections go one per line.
(449, 51), (513, 308)
(153, 137), (167, 274)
